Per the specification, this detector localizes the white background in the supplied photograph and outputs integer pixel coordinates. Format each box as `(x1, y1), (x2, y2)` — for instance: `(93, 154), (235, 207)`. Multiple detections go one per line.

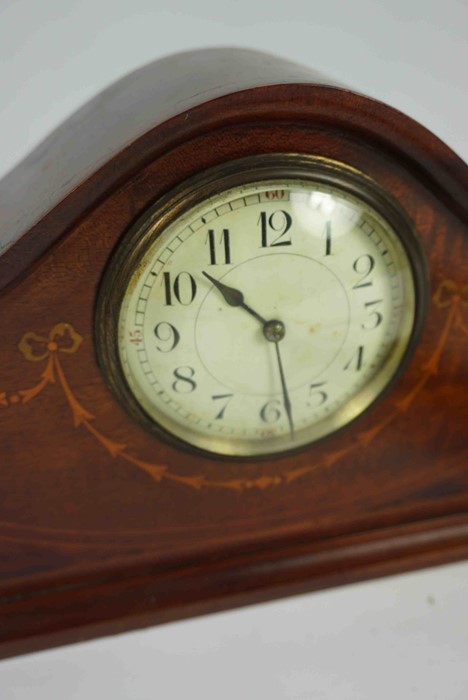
(0, 0), (467, 698)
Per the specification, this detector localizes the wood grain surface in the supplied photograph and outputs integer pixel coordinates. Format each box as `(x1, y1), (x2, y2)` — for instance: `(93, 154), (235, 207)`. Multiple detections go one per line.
(0, 49), (467, 658)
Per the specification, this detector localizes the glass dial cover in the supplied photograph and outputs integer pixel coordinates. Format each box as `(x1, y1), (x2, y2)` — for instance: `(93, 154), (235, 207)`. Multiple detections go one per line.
(97, 156), (426, 457)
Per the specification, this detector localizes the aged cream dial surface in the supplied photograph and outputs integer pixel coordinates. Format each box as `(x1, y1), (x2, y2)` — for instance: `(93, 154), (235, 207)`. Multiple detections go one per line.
(100, 157), (421, 457)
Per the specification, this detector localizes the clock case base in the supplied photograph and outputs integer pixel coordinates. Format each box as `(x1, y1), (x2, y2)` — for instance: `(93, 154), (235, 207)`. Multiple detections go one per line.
(3, 513), (468, 660)
(0, 48), (467, 658)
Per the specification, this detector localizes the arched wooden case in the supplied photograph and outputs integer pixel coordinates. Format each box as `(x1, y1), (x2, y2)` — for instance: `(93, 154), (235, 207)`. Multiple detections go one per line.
(0, 48), (466, 658)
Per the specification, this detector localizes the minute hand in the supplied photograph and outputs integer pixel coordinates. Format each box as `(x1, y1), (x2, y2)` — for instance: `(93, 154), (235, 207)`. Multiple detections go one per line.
(273, 339), (295, 439)
(202, 271), (267, 326)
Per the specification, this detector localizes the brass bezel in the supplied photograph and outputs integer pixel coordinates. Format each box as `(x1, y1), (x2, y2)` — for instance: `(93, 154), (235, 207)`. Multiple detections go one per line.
(95, 154), (429, 459)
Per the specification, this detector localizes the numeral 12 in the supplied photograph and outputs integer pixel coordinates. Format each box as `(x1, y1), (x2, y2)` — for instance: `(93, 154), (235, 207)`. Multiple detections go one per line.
(259, 210), (292, 247)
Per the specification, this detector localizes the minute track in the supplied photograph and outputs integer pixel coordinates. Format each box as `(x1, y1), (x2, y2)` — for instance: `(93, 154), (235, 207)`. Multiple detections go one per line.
(114, 164), (417, 457)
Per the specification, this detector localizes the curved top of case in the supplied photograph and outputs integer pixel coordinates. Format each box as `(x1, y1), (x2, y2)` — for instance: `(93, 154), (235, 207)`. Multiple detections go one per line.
(0, 47), (466, 292)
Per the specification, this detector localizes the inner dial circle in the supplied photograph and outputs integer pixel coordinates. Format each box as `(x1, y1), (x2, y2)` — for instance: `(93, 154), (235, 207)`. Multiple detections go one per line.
(117, 173), (416, 457)
(195, 254), (350, 396)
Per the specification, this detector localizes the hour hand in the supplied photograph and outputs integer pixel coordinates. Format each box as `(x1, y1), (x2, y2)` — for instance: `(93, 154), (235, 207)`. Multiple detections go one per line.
(202, 271), (267, 326)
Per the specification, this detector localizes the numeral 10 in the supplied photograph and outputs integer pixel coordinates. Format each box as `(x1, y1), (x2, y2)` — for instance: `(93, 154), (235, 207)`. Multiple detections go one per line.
(163, 271), (197, 305)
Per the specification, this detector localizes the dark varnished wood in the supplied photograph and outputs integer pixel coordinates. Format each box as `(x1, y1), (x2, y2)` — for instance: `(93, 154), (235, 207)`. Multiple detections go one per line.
(0, 48), (467, 658)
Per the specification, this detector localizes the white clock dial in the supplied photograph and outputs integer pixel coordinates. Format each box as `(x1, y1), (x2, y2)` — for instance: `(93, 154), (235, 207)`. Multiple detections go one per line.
(111, 165), (418, 457)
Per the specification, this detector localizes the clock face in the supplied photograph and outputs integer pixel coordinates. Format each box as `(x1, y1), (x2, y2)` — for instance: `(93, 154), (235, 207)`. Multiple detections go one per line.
(97, 156), (425, 457)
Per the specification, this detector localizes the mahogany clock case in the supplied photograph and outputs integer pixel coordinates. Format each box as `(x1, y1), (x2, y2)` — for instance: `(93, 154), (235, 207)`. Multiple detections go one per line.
(0, 49), (467, 659)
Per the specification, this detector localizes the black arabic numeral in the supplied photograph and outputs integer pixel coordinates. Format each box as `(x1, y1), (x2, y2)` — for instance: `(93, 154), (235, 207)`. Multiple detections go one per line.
(344, 346), (364, 371)
(211, 393), (234, 419)
(308, 381), (328, 407)
(163, 271), (197, 305)
(260, 399), (282, 423)
(324, 221), (332, 256)
(362, 300), (383, 330)
(352, 254), (375, 289)
(259, 210), (292, 247)
(172, 366), (197, 393)
(154, 322), (180, 352)
(206, 228), (231, 265)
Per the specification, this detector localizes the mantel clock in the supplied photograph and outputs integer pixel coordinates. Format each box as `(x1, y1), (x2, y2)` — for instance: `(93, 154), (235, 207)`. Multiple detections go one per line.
(0, 49), (466, 658)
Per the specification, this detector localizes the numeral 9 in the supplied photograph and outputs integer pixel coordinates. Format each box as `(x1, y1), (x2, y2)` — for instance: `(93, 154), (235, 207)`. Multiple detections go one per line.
(154, 322), (180, 352)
